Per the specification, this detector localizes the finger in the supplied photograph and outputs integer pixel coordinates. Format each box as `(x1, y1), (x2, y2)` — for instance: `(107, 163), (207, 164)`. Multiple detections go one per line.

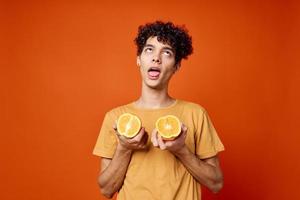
(117, 134), (127, 142)
(113, 122), (120, 136)
(114, 128), (121, 137)
(139, 134), (148, 149)
(164, 140), (172, 148)
(157, 134), (166, 150)
(180, 123), (187, 132)
(183, 125), (188, 138)
(141, 131), (148, 145)
(182, 123), (188, 133)
(136, 133), (148, 149)
(113, 120), (118, 130)
(128, 127), (144, 144)
(134, 127), (145, 141)
(179, 123), (188, 138)
(117, 135), (129, 147)
(164, 141), (176, 149)
(151, 128), (159, 147)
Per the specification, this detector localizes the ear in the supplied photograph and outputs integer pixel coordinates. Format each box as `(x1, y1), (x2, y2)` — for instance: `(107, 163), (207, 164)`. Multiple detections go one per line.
(136, 56), (140, 66)
(174, 63), (181, 72)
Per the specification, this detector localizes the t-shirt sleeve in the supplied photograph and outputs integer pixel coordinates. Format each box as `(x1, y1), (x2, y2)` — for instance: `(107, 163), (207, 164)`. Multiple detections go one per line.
(196, 110), (225, 159)
(93, 112), (118, 158)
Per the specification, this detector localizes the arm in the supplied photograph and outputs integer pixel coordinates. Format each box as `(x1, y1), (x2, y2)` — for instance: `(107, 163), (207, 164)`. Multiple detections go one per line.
(151, 125), (223, 193)
(98, 146), (132, 199)
(98, 127), (148, 199)
(173, 147), (223, 193)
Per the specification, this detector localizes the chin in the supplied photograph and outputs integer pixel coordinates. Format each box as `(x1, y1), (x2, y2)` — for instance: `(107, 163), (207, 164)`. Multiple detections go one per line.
(143, 78), (166, 90)
(147, 83), (164, 90)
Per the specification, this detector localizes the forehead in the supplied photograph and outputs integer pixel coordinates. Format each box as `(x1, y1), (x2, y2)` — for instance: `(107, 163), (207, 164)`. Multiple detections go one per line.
(145, 36), (173, 50)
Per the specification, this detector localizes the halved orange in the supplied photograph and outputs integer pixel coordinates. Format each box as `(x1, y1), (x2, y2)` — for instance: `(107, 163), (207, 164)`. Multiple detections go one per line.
(117, 113), (141, 138)
(155, 115), (181, 140)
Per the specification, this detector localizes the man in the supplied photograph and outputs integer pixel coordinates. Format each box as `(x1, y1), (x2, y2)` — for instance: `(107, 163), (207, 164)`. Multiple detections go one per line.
(93, 21), (225, 200)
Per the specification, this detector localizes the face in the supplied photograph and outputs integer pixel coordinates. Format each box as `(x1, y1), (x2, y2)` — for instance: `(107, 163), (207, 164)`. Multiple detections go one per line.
(137, 36), (178, 89)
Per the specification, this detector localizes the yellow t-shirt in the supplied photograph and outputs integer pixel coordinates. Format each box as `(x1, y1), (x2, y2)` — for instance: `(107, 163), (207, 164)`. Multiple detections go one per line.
(93, 99), (224, 200)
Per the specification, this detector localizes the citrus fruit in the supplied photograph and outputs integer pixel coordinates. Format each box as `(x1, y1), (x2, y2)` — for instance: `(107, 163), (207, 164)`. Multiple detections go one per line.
(155, 115), (181, 140)
(117, 113), (141, 138)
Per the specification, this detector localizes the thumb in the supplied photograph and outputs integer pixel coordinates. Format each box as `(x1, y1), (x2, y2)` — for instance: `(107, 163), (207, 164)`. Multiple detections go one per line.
(135, 127), (145, 140)
(181, 123), (188, 133)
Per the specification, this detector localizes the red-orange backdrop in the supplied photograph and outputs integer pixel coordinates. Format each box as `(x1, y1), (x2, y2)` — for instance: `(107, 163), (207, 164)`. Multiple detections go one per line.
(1, 0), (299, 199)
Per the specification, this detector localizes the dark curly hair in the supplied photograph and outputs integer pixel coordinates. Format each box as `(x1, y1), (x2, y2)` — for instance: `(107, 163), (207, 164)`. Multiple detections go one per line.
(134, 21), (193, 65)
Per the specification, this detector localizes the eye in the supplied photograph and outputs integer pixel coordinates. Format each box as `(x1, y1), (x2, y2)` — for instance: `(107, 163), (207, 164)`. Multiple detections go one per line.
(163, 50), (173, 56)
(144, 47), (153, 52)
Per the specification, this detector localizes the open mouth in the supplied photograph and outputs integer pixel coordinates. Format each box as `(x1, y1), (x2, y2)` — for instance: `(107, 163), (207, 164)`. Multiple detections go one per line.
(147, 67), (161, 79)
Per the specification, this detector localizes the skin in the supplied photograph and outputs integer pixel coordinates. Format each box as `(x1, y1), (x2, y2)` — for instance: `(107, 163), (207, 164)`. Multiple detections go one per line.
(98, 36), (224, 198)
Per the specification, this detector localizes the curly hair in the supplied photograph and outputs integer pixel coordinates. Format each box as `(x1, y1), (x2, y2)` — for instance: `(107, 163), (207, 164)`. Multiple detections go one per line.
(134, 21), (193, 64)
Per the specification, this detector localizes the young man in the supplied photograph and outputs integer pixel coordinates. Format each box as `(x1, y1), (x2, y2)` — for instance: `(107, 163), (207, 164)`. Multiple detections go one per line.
(93, 21), (225, 200)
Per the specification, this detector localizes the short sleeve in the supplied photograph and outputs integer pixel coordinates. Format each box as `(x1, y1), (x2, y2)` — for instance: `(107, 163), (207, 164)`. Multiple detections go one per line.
(196, 110), (225, 159)
(93, 112), (118, 158)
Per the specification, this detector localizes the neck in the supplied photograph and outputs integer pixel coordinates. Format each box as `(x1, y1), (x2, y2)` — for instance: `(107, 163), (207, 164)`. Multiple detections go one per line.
(134, 82), (176, 109)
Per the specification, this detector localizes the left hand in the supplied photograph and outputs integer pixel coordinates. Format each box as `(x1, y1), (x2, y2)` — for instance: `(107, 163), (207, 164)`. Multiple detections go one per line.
(151, 123), (188, 153)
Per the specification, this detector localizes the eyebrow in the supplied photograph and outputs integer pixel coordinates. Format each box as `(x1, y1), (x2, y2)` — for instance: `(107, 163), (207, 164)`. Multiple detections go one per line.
(144, 44), (175, 53)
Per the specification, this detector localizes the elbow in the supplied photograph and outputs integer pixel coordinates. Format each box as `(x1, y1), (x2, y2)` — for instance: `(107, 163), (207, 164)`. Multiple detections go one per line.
(100, 187), (114, 199)
(210, 178), (224, 194)
(98, 175), (115, 199)
(101, 189), (114, 199)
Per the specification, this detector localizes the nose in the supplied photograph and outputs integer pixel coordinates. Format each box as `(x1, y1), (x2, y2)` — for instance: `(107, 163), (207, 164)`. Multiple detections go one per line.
(152, 53), (161, 64)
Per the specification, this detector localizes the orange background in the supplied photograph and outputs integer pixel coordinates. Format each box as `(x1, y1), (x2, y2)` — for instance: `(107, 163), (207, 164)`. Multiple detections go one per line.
(1, 0), (299, 199)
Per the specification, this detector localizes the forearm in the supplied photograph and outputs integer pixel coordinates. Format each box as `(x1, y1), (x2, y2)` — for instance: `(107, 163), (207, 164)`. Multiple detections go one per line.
(98, 145), (132, 198)
(173, 146), (223, 193)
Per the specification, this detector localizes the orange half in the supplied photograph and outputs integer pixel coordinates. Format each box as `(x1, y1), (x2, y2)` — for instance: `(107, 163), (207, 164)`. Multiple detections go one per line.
(117, 113), (141, 138)
(155, 115), (181, 140)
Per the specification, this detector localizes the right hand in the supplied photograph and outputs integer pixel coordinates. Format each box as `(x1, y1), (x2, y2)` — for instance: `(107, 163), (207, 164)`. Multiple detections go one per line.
(113, 123), (148, 151)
